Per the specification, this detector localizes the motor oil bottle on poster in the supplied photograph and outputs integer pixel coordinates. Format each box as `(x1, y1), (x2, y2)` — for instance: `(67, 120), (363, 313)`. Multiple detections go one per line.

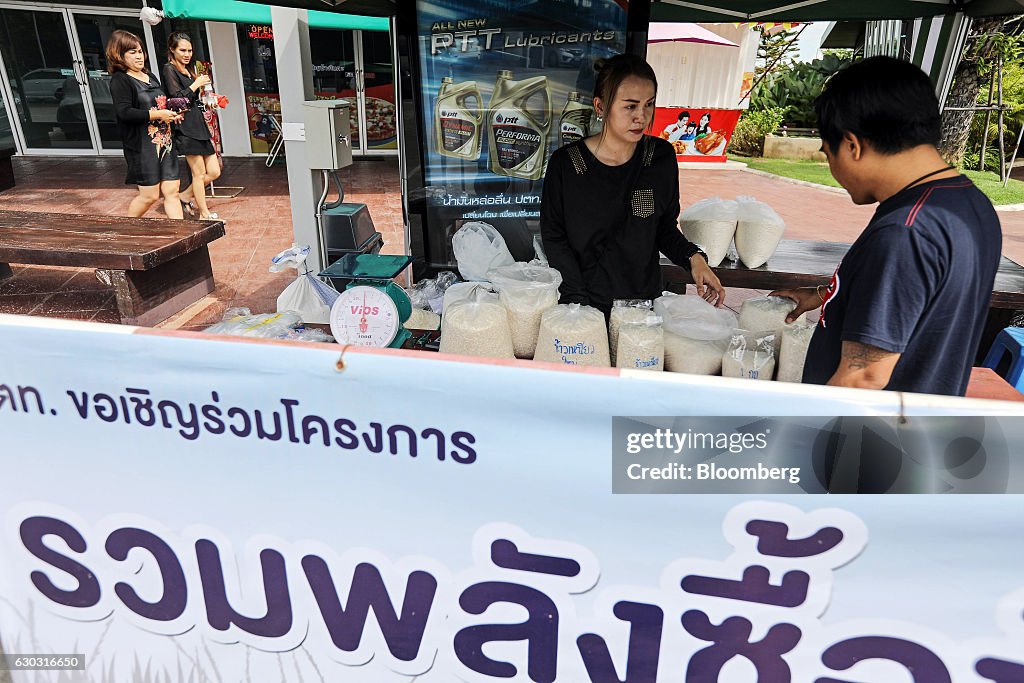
(486, 70), (551, 181)
(559, 91), (594, 147)
(435, 77), (483, 161)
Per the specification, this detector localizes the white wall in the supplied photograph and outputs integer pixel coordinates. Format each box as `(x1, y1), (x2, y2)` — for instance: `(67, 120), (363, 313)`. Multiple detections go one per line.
(649, 24), (760, 110)
(206, 21), (253, 156)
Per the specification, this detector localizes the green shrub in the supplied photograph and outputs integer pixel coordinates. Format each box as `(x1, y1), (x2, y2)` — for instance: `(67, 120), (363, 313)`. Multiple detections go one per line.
(729, 108), (786, 157)
(750, 52), (854, 128)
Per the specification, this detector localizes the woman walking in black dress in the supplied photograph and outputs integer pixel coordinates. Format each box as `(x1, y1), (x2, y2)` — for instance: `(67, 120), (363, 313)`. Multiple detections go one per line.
(163, 32), (221, 220)
(107, 30), (183, 218)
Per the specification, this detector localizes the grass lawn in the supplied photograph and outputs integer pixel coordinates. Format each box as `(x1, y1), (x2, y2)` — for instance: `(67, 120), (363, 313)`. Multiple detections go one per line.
(733, 156), (1024, 205)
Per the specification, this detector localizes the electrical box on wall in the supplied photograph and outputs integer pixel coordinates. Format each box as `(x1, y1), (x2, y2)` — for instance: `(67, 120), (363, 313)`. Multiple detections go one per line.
(302, 100), (353, 170)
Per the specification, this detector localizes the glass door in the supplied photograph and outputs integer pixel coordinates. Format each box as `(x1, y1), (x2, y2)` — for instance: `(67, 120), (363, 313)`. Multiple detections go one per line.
(67, 10), (153, 153)
(0, 6), (86, 152)
(355, 30), (397, 156)
(0, 5), (152, 155)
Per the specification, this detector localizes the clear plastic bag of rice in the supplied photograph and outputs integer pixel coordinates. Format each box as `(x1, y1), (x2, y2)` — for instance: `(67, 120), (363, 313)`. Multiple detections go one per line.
(738, 295), (807, 359)
(722, 329), (776, 381)
(777, 321), (816, 383)
(654, 292), (738, 375)
(616, 315), (664, 371)
(534, 303), (611, 367)
(609, 299), (653, 365)
(489, 262), (562, 358)
(678, 197), (738, 267)
(406, 307), (441, 331)
(439, 284), (515, 359)
(735, 196), (786, 269)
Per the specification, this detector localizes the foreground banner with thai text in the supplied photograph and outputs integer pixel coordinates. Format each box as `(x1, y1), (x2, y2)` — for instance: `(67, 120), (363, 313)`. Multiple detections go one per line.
(0, 315), (1022, 682)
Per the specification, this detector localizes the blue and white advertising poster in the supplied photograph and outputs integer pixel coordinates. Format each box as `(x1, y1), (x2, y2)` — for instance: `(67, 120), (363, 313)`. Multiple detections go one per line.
(415, 0), (628, 263)
(1, 314), (1024, 682)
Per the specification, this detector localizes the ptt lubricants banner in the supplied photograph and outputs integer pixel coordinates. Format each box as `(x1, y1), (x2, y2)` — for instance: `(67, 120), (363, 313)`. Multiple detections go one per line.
(415, 0), (627, 264)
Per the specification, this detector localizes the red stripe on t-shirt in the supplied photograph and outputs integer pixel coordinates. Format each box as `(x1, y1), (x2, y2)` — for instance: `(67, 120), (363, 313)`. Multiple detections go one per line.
(905, 182), (973, 227)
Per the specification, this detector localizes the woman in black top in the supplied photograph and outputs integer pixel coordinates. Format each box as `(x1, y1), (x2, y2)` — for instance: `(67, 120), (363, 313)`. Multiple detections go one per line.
(163, 32), (222, 220)
(541, 54), (724, 314)
(107, 30), (183, 218)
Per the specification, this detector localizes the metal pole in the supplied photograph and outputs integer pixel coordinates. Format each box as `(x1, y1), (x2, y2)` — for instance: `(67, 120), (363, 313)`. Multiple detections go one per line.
(997, 54), (1006, 183)
(979, 69), (994, 171)
(1004, 123), (1023, 189)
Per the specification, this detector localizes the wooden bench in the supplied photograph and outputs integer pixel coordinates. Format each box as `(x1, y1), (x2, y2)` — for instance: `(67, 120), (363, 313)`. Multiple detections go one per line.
(0, 210), (225, 326)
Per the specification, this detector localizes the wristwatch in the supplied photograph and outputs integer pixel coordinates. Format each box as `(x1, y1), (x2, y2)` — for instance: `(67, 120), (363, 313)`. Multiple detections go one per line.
(690, 247), (709, 265)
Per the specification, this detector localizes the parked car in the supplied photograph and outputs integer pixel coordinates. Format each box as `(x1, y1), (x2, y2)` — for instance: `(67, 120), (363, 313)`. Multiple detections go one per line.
(19, 68), (69, 102)
(56, 73), (113, 141)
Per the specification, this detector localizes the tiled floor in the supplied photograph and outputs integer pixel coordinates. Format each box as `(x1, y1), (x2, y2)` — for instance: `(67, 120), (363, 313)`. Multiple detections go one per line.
(1, 156), (1021, 330)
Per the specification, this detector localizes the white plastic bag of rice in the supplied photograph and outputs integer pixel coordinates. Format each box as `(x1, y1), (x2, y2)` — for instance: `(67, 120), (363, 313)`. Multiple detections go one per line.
(722, 329), (776, 381)
(738, 295), (806, 359)
(654, 292), (738, 375)
(615, 315), (664, 371)
(406, 307), (441, 330)
(678, 197), (738, 267)
(609, 299), (652, 365)
(451, 221), (515, 281)
(489, 262), (562, 358)
(735, 196), (786, 269)
(777, 321), (816, 383)
(439, 284), (515, 359)
(663, 332), (731, 375)
(534, 303), (611, 367)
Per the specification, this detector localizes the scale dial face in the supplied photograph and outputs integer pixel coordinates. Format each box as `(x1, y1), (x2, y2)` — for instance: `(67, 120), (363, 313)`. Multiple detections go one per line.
(330, 285), (400, 347)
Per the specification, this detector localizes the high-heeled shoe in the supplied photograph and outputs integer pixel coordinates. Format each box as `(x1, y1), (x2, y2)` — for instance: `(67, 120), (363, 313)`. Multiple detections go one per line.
(180, 200), (197, 218)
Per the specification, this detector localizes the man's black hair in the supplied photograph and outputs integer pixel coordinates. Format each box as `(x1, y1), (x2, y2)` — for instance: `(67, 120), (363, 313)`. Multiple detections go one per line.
(677, 111), (690, 122)
(815, 56), (941, 155)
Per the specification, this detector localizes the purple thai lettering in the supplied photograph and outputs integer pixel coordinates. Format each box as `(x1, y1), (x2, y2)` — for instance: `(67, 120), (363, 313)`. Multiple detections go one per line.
(227, 406), (252, 437)
(66, 390), (89, 418)
(301, 558), (437, 661)
(745, 520), (844, 558)
(451, 431), (477, 464)
(93, 393), (119, 422)
(362, 423), (385, 453)
(195, 540), (293, 637)
(301, 415), (331, 446)
(279, 398), (301, 443)
(105, 527), (187, 621)
(682, 565), (809, 607)
(491, 538), (581, 577)
(976, 657), (1024, 682)
(387, 424), (419, 457)
(682, 611), (800, 683)
(816, 636), (952, 683)
(333, 418), (358, 449)
(577, 601), (663, 683)
(19, 516), (100, 609)
(17, 385), (44, 413)
(420, 428), (446, 460)
(253, 408), (283, 441)
(455, 581), (559, 682)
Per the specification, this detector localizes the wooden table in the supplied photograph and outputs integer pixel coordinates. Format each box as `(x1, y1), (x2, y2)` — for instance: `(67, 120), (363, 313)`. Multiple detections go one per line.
(966, 367), (1024, 402)
(662, 238), (1024, 363)
(0, 210), (225, 326)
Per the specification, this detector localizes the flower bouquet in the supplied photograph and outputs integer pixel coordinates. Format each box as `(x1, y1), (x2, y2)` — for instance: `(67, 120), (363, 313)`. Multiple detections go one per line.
(148, 95), (190, 159)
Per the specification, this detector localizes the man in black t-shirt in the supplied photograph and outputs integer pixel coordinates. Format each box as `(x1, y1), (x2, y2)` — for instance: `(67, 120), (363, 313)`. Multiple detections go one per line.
(772, 57), (1002, 396)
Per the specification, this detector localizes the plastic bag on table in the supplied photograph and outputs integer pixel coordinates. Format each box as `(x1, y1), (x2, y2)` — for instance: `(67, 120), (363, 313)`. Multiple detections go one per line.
(737, 295), (806, 356)
(777, 321), (816, 383)
(609, 299), (653, 365)
(735, 196), (786, 268)
(452, 221), (515, 281)
(408, 270), (458, 314)
(204, 307), (304, 339)
(654, 292), (737, 340)
(678, 197), (738, 267)
(616, 314), (664, 371)
(269, 246), (339, 324)
(489, 262), (563, 358)
(722, 329), (776, 381)
(533, 303), (611, 367)
(439, 284), (514, 359)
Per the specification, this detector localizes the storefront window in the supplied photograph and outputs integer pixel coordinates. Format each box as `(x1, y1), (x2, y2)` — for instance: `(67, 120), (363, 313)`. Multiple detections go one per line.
(236, 23), (279, 153)
(0, 95), (13, 150)
(235, 25), (395, 155)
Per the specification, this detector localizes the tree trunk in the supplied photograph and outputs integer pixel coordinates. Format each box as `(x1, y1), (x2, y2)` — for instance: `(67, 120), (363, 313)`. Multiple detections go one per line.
(938, 17), (1004, 166)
